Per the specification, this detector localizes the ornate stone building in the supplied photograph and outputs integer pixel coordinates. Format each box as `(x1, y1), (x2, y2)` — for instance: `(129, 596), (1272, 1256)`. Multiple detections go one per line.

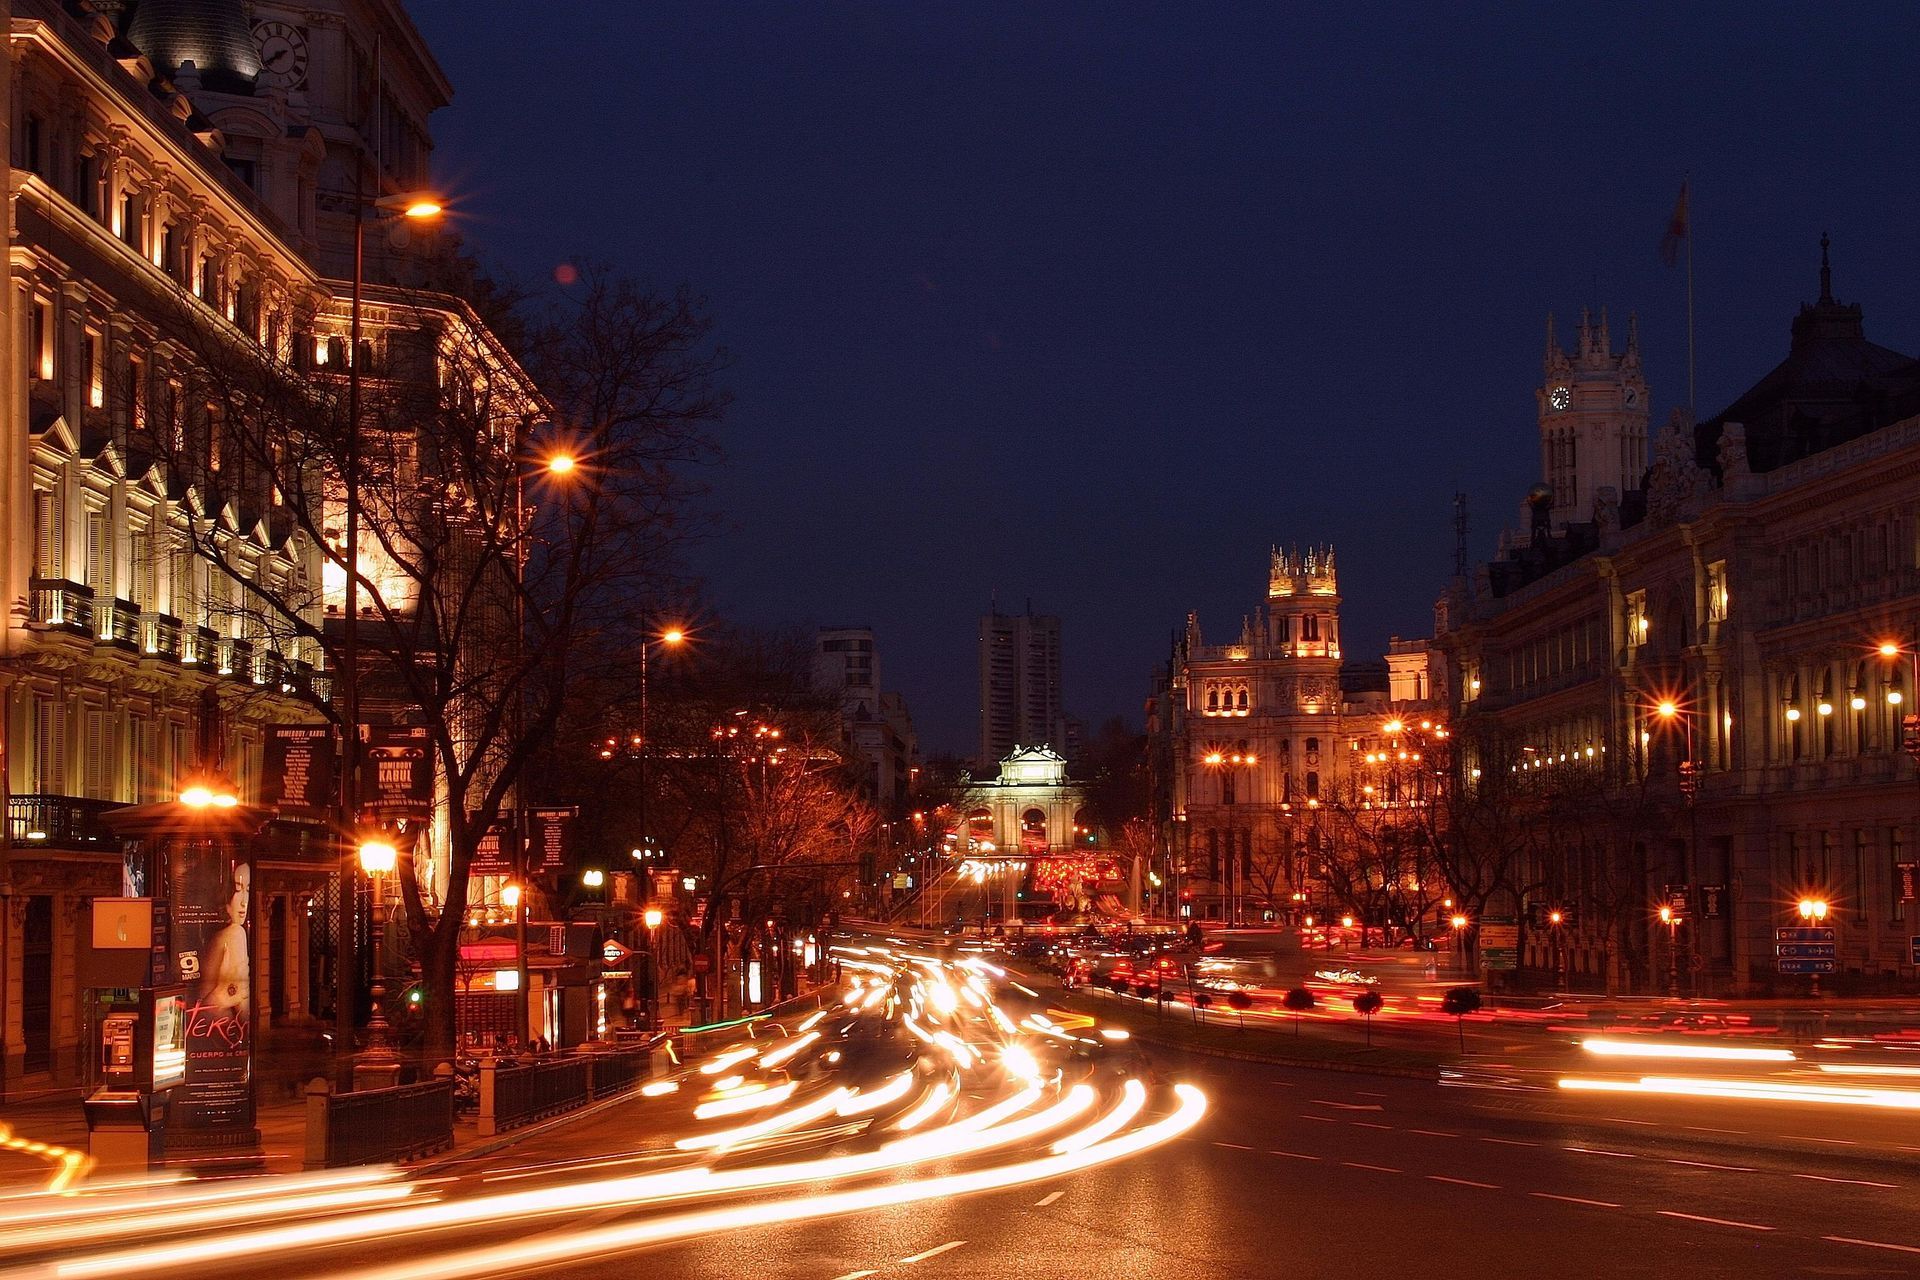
(1149, 547), (1438, 923)
(1435, 247), (1920, 992)
(1, 0), (532, 1094)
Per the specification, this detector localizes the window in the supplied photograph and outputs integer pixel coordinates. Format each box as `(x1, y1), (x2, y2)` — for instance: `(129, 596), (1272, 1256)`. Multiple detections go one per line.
(32, 489), (59, 578)
(84, 507), (111, 597)
(29, 297), (53, 382)
(84, 328), (104, 409)
(1221, 771), (1235, 806)
(1306, 771), (1320, 799)
(32, 695), (64, 793)
(1855, 831), (1871, 922)
(1303, 614), (1320, 641)
(118, 191), (139, 248)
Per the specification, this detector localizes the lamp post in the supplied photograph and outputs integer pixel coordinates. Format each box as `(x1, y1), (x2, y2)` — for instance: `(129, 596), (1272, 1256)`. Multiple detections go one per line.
(1548, 909), (1566, 991)
(1655, 698), (1698, 996)
(636, 625), (687, 872)
(1450, 912), (1469, 977)
(1658, 903), (1680, 998)
(503, 879), (526, 1043)
(354, 837), (402, 1087)
(335, 187), (444, 1065)
(642, 905), (664, 1030)
(1799, 897), (1830, 998)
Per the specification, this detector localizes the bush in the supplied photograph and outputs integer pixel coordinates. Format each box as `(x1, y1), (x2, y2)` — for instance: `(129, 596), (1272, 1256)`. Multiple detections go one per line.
(1282, 986), (1315, 1036)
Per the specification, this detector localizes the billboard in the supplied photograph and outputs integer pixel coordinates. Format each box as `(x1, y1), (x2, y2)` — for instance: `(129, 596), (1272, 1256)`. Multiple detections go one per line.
(168, 841), (254, 1135)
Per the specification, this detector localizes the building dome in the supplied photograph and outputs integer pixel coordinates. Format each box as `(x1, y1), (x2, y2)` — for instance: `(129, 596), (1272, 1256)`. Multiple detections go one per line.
(124, 0), (260, 94)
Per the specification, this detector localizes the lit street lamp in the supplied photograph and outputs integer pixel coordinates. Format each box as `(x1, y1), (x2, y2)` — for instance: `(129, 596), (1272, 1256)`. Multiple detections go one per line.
(643, 905), (665, 1029)
(1658, 903), (1680, 998)
(354, 836), (402, 1086)
(1799, 897), (1830, 998)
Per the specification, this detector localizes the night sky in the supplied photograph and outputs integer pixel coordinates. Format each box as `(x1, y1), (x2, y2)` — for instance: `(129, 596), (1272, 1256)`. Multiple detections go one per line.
(410, 1), (1920, 756)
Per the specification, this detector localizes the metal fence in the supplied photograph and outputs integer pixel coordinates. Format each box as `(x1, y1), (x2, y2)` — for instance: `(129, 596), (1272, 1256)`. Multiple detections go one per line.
(477, 1047), (657, 1136)
(306, 1077), (455, 1169)
(587, 1048), (649, 1099)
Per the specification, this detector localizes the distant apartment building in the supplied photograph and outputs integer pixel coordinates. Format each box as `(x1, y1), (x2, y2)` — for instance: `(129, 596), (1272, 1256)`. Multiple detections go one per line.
(978, 607), (1065, 768)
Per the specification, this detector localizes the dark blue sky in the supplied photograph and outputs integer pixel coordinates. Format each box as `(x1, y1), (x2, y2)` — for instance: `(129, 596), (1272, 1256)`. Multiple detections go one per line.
(411, 1), (1920, 756)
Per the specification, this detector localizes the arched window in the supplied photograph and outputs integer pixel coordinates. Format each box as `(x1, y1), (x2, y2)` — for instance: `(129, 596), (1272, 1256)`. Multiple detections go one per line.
(1206, 688), (1219, 712)
(1236, 688), (1250, 712)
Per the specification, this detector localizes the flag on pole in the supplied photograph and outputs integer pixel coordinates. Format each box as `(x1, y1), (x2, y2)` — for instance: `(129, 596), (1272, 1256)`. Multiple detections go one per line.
(1659, 180), (1690, 268)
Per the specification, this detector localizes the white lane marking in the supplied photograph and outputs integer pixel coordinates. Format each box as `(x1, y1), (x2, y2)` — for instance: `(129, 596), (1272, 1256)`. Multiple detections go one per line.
(899, 1241), (967, 1264)
(1481, 1137), (1537, 1147)
(1342, 1161), (1401, 1174)
(1311, 1100), (1385, 1111)
(1564, 1146), (1637, 1158)
(1797, 1173), (1899, 1189)
(1668, 1158), (1753, 1172)
(1211, 1141), (1255, 1150)
(1683, 1125), (1742, 1135)
(1825, 1235), (1920, 1255)
(1301, 1114), (1340, 1123)
(1787, 1135), (1856, 1145)
(1350, 1122), (1393, 1131)
(1603, 1117), (1658, 1126)
(1532, 1192), (1620, 1208)
(1408, 1128), (1458, 1139)
(1267, 1080), (1296, 1087)
(1428, 1175), (1499, 1189)
(1034, 1191), (1065, 1207)
(1269, 1150), (1321, 1160)
(1658, 1211), (1773, 1232)
(829, 1272), (878, 1280)
(1355, 1091), (1388, 1098)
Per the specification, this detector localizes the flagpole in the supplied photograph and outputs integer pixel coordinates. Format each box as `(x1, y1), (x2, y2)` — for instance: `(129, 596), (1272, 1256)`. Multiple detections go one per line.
(1685, 176), (1695, 416)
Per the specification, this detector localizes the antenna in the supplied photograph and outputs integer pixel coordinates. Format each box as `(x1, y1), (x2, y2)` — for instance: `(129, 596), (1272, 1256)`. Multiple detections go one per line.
(1453, 491), (1470, 578)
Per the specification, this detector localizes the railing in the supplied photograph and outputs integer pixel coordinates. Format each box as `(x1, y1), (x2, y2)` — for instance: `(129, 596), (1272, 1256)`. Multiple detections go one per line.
(476, 1046), (656, 1137)
(27, 577), (93, 634)
(142, 612), (183, 662)
(221, 638), (254, 680)
(183, 625), (219, 667)
(95, 597), (141, 649)
(8, 794), (127, 849)
(304, 1077), (454, 1169)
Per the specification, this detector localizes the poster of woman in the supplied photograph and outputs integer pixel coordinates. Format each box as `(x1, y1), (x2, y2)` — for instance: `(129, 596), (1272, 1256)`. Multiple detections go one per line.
(168, 841), (254, 1134)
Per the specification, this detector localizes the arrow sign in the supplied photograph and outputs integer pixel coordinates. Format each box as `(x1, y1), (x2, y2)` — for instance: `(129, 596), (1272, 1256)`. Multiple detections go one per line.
(1776, 959), (1836, 974)
(1776, 927), (1836, 944)
(601, 940), (632, 965)
(1776, 944), (1836, 959)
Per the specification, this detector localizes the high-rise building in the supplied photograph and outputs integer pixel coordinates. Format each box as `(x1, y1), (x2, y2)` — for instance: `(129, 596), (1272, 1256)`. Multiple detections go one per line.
(978, 607), (1064, 768)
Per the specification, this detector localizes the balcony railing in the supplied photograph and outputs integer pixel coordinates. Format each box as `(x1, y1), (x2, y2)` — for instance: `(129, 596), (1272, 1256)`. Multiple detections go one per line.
(183, 625), (219, 667)
(27, 578), (93, 634)
(142, 612), (183, 662)
(254, 647), (285, 688)
(95, 597), (141, 650)
(8, 794), (126, 850)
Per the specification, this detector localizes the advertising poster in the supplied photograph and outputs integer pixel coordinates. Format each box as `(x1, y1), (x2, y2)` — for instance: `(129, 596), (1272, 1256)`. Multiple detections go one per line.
(358, 725), (434, 819)
(529, 806), (578, 873)
(469, 817), (516, 877)
(168, 841), (254, 1134)
(263, 725), (337, 820)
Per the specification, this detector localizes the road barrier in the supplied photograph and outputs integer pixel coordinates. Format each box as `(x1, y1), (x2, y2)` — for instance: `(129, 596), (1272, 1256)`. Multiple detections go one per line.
(477, 1046), (656, 1137)
(305, 1076), (454, 1169)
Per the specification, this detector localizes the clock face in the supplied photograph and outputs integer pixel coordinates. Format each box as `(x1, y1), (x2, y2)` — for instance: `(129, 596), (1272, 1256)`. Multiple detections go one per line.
(1549, 386), (1571, 411)
(1624, 384), (1641, 408)
(254, 21), (309, 88)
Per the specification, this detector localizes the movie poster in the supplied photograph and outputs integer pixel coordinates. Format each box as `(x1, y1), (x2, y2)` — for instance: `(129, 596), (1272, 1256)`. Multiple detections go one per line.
(168, 841), (254, 1134)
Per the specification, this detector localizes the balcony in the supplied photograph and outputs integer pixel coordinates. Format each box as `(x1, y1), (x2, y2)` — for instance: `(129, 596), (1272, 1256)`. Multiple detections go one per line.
(27, 578), (93, 635)
(141, 612), (183, 663)
(8, 794), (126, 851)
(182, 625), (218, 668)
(221, 637), (254, 681)
(253, 647), (285, 688)
(94, 597), (141, 650)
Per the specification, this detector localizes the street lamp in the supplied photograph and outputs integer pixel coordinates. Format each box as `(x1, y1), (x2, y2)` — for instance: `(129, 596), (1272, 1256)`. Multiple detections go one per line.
(642, 905), (665, 1029)
(335, 186), (447, 1064)
(1798, 897), (1830, 998)
(355, 836), (402, 1084)
(1548, 909), (1567, 991)
(1658, 903), (1680, 998)
(1654, 696), (1699, 996)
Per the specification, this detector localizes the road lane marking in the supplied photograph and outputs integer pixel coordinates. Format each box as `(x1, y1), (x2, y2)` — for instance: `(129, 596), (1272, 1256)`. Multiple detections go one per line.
(1658, 1211), (1772, 1232)
(1683, 1125), (1742, 1135)
(1408, 1128), (1458, 1138)
(1667, 1159), (1753, 1172)
(1603, 1117), (1657, 1126)
(1355, 1091), (1387, 1098)
(1480, 1137), (1537, 1147)
(1211, 1141), (1255, 1150)
(1034, 1191), (1065, 1207)
(1349, 1122), (1393, 1130)
(1311, 1100), (1385, 1111)
(1824, 1235), (1920, 1255)
(1428, 1175), (1499, 1189)
(899, 1241), (967, 1264)
(1301, 1114), (1340, 1123)
(1267, 1080), (1296, 1087)
(1797, 1173), (1898, 1189)
(1787, 1135), (1855, 1145)
(1564, 1146), (1637, 1158)
(1269, 1150), (1321, 1160)
(1532, 1192), (1619, 1208)
(1342, 1161), (1401, 1174)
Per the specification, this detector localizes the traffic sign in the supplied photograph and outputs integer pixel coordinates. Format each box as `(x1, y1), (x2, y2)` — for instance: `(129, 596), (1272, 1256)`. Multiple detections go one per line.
(1910, 936), (1920, 966)
(1776, 927), (1836, 944)
(1776, 958), (1835, 974)
(1776, 944), (1835, 959)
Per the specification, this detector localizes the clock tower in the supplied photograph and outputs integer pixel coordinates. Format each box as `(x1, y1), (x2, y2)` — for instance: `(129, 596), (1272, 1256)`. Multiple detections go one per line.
(1537, 308), (1649, 526)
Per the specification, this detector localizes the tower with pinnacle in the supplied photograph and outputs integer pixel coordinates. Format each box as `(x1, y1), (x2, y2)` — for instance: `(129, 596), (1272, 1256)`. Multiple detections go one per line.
(1538, 308), (1650, 525)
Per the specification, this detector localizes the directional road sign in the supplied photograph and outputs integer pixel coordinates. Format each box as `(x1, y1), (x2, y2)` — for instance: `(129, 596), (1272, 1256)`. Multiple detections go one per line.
(1776, 944), (1836, 959)
(1776, 959), (1836, 974)
(1776, 927), (1836, 944)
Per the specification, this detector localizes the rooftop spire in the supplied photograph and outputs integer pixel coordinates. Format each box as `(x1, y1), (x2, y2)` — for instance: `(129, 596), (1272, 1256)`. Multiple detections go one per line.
(1819, 231), (1833, 303)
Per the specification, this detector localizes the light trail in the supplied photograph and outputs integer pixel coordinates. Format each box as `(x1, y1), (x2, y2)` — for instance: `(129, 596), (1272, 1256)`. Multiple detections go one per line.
(1579, 1038), (1795, 1063)
(1560, 1074), (1920, 1110)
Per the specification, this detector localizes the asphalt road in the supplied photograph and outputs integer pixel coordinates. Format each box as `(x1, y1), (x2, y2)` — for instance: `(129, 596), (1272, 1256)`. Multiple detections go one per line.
(14, 956), (1920, 1280)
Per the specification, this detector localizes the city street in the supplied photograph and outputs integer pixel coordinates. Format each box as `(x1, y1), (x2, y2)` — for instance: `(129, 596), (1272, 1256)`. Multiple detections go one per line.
(12, 950), (1920, 1278)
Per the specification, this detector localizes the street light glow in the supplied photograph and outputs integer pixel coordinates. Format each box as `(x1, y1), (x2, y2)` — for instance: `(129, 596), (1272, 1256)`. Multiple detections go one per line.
(357, 840), (398, 875)
(545, 452), (577, 475)
(644, 907), (665, 930)
(1655, 700), (1678, 719)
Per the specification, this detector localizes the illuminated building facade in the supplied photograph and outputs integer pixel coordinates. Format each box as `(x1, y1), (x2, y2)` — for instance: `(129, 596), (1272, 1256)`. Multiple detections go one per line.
(1149, 547), (1438, 923)
(0, 0), (530, 1093)
(1435, 248), (1920, 992)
